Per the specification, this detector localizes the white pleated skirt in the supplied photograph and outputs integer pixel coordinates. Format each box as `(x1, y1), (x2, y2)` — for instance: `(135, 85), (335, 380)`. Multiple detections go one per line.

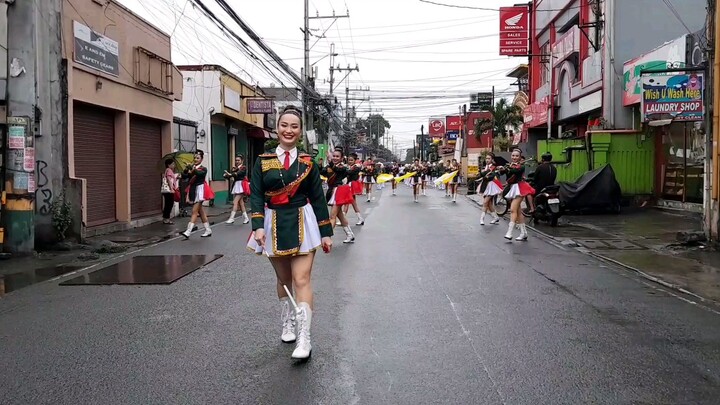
(193, 184), (205, 203)
(231, 181), (246, 195)
(483, 181), (503, 196)
(504, 184), (522, 199)
(246, 204), (323, 257)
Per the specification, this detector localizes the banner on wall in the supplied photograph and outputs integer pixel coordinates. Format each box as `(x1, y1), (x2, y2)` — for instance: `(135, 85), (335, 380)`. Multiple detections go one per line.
(641, 73), (704, 122)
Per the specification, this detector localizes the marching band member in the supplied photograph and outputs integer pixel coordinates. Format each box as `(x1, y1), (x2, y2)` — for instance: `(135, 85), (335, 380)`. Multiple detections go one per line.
(363, 158), (377, 202)
(477, 153), (502, 225)
(501, 148), (535, 241)
(322, 149), (356, 243)
(420, 161), (429, 196)
(224, 154), (249, 224)
(180, 150), (213, 239)
(448, 158), (461, 203)
(410, 158), (423, 203)
(246, 105), (333, 361)
(342, 152), (366, 226)
(444, 160), (451, 197)
(389, 161), (400, 196)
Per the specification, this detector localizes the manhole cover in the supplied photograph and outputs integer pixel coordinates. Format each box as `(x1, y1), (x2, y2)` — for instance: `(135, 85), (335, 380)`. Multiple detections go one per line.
(604, 239), (645, 250)
(60, 255), (222, 286)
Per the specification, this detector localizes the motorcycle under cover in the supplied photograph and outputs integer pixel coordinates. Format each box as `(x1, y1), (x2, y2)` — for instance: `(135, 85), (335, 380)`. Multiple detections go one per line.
(558, 164), (622, 211)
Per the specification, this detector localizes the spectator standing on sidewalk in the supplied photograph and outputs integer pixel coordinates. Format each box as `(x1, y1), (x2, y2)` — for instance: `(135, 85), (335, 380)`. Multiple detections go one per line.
(162, 159), (179, 224)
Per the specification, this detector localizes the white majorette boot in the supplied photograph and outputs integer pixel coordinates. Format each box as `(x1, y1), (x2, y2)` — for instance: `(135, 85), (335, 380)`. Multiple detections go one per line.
(242, 212), (250, 224)
(504, 221), (516, 240)
(291, 302), (312, 360)
(356, 213), (365, 226)
(489, 212), (500, 224)
(226, 211), (236, 224)
(343, 226), (355, 243)
(181, 222), (194, 239)
(201, 222), (212, 238)
(480, 212), (486, 225)
(516, 223), (528, 241)
(280, 297), (296, 343)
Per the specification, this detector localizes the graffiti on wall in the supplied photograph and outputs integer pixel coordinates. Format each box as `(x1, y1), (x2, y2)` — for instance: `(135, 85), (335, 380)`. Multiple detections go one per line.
(35, 160), (53, 215)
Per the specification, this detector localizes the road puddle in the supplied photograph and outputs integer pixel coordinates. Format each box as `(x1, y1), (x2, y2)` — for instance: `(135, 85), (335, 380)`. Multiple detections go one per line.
(0, 265), (85, 297)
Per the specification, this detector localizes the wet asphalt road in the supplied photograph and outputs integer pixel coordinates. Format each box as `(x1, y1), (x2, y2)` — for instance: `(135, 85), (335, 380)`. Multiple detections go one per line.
(2, 185), (720, 404)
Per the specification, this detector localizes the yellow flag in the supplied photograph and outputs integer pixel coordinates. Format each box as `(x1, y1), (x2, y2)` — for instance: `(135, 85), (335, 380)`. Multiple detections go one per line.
(434, 171), (458, 185)
(376, 173), (395, 184)
(394, 172), (416, 182)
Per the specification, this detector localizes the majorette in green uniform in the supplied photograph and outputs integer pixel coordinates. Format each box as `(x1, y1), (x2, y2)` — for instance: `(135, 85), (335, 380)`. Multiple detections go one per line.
(246, 105), (333, 361)
(247, 149), (333, 257)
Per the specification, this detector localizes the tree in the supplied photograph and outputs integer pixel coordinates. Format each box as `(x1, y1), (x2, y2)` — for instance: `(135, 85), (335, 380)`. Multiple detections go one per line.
(474, 98), (523, 150)
(355, 114), (391, 145)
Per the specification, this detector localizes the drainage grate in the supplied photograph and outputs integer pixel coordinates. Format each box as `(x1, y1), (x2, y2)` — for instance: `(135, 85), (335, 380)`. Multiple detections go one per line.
(575, 239), (646, 250)
(60, 255), (223, 286)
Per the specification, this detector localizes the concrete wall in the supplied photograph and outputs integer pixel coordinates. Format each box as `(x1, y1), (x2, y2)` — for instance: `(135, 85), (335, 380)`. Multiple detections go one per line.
(609, 0), (707, 129)
(34, 0), (65, 245)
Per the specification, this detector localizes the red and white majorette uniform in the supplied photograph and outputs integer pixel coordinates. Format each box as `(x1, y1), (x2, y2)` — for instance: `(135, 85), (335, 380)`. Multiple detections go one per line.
(322, 163), (354, 206)
(348, 163), (364, 195)
(503, 163), (535, 199)
(478, 164), (503, 197)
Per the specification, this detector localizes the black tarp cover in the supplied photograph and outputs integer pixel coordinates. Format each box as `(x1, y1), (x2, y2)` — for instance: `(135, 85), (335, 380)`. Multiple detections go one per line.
(559, 164), (622, 212)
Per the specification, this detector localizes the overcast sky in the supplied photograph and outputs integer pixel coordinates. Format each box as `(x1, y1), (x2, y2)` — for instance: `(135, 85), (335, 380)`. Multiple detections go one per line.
(118, 0), (526, 154)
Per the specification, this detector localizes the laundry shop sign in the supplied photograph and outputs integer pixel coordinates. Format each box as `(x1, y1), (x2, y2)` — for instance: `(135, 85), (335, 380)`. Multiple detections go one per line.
(641, 73), (704, 122)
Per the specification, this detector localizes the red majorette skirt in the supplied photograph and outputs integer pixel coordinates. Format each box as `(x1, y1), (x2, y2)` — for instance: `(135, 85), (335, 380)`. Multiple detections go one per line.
(329, 184), (354, 206)
(504, 181), (536, 199)
(351, 180), (363, 195)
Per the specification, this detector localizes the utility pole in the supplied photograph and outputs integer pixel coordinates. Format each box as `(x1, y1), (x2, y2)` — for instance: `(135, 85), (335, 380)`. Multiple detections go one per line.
(304, 7), (349, 150)
(3, 0), (38, 254)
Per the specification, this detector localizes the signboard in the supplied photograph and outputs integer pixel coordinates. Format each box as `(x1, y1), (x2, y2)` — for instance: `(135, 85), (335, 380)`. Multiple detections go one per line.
(8, 124), (24, 149)
(623, 34), (689, 106)
(223, 86), (241, 111)
(73, 21), (119, 76)
(247, 98), (274, 114)
(499, 6), (529, 56)
(477, 92), (493, 110)
(446, 130), (459, 144)
(523, 101), (549, 128)
(23, 147), (35, 172)
(467, 153), (480, 178)
(641, 73), (704, 122)
(446, 115), (462, 131)
(428, 118), (445, 136)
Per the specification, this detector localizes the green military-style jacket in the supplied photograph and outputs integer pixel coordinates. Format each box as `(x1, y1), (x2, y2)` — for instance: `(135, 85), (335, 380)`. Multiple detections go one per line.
(249, 151), (333, 256)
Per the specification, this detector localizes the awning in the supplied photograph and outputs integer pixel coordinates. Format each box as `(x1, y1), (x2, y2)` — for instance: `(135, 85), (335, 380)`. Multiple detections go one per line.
(248, 128), (276, 139)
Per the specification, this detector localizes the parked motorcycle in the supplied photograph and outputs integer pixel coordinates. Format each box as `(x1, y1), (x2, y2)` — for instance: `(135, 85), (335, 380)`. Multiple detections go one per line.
(524, 184), (563, 226)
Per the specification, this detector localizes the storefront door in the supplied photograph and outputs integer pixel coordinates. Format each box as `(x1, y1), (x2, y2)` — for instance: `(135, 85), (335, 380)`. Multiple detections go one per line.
(659, 122), (705, 203)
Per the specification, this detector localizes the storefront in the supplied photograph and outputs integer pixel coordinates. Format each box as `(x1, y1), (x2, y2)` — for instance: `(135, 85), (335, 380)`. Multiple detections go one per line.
(63, 0), (181, 236)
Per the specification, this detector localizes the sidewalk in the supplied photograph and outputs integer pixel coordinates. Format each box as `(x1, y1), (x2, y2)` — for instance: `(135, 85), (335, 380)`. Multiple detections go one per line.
(467, 193), (720, 304)
(0, 204), (232, 297)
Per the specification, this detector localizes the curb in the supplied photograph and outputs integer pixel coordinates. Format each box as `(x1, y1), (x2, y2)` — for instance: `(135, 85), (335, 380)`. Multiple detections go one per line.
(464, 195), (719, 307)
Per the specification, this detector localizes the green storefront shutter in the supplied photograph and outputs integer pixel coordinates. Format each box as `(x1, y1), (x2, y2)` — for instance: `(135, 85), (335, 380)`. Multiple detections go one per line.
(211, 124), (229, 181)
(235, 128), (248, 159)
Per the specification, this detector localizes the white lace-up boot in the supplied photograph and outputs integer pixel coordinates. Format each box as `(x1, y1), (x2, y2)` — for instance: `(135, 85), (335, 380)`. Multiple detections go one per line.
(201, 222), (212, 238)
(181, 222), (194, 239)
(504, 221), (515, 240)
(343, 226), (355, 243)
(356, 213), (365, 226)
(226, 211), (236, 224)
(280, 298), (296, 343)
(242, 212), (249, 224)
(479, 211), (486, 225)
(291, 302), (312, 360)
(489, 212), (500, 224)
(516, 223), (528, 241)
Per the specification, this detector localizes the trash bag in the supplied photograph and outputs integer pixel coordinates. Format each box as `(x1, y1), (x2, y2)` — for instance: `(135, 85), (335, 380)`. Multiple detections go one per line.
(559, 164), (622, 213)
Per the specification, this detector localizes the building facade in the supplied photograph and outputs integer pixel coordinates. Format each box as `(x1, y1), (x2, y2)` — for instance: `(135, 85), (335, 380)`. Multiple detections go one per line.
(64, 0), (183, 237)
(174, 65), (270, 204)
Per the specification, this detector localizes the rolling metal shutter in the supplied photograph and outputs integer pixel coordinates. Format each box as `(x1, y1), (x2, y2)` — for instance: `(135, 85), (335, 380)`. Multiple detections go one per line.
(129, 115), (162, 218)
(74, 103), (117, 227)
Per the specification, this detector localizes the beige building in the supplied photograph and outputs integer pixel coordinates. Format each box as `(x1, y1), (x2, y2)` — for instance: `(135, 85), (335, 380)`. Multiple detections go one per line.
(62, 0), (182, 236)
